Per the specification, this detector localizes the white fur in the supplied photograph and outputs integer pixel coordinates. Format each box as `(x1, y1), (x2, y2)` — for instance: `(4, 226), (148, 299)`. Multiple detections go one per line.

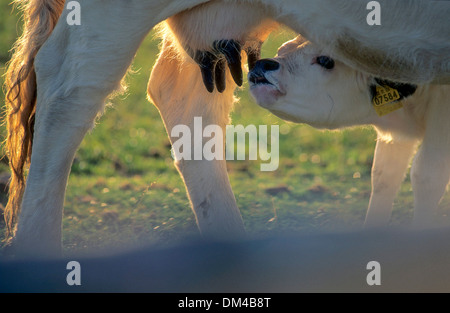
(250, 37), (450, 228)
(11, 0), (449, 257)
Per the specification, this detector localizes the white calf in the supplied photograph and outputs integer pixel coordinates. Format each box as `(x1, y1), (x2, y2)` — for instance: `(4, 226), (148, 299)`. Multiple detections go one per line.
(249, 36), (450, 228)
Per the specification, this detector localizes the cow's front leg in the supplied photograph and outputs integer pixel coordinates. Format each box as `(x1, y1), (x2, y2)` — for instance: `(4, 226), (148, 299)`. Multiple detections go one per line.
(410, 98), (450, 229)
(148, 38), (246, 240)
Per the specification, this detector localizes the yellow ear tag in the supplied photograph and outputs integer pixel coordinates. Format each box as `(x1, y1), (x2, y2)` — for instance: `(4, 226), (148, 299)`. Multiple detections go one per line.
(372, 85), (403, 117)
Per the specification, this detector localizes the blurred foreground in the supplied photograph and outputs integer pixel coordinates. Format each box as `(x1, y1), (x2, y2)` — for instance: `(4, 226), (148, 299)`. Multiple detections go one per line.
(1, 228), (450, 293)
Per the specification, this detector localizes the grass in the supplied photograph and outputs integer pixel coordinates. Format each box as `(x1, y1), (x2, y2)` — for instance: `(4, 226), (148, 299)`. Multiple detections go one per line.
(1, 1), (449, 255)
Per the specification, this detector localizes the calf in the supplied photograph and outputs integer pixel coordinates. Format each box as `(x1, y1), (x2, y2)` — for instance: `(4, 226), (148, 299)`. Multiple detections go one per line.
(249, 36), (450, 228)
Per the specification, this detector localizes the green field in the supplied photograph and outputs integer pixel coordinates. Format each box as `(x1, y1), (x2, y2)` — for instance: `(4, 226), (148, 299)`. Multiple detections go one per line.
(1, 1), (449, 255)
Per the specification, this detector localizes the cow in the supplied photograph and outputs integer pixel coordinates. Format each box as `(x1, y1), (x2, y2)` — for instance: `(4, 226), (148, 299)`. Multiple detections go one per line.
(3, 0), (449, 257)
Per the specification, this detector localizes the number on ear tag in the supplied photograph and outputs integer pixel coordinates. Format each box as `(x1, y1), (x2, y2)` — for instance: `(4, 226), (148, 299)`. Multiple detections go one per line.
(372, 85), (403, 117)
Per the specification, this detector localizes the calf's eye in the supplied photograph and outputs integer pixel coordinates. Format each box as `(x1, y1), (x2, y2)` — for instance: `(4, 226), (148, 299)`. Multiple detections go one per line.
(315, 56), (335, 70)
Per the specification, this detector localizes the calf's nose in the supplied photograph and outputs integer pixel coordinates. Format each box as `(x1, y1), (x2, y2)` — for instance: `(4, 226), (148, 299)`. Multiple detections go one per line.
(253, 59), (280, 73)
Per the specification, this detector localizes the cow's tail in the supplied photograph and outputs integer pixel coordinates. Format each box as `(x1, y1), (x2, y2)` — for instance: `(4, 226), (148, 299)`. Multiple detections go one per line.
(2, 0), (65, 240)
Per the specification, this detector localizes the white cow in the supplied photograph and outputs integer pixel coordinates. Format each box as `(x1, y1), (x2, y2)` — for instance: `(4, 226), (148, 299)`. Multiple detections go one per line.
(3, 0), (449, 257)
(249, 36), (450, 228)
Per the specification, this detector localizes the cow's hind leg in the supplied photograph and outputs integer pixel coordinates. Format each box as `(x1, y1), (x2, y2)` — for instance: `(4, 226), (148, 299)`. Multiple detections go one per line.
(12, 0), (208, 258)
(148, 38), (246, 240)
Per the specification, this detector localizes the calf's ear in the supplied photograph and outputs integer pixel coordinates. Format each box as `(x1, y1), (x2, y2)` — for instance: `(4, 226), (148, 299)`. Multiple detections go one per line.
(370, 78), (418, 101)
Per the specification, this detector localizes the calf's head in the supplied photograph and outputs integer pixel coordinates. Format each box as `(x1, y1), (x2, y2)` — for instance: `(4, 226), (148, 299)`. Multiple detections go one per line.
(249, 36), (417, 129)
